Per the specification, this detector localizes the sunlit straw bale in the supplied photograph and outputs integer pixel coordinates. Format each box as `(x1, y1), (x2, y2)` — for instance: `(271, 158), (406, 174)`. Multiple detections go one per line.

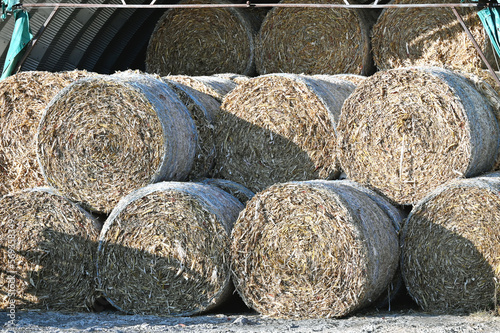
(230, 180), (400, 318)
(214, 73), (356, 193)
(97, 181), (243, 316)
(337, 67), (500, 205)
(36, 72), (197, 213)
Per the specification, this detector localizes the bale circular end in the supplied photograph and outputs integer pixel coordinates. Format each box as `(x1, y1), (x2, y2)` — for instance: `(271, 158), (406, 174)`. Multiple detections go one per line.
(97, 181), (243, 316)
(146, 0), (257, 76)
(230, 180), (399, 318)
(256, 0), (374, 75)
(215, 73), (356, 192)
(0, 187), (100, 311)
(401, 174), (500, 313)
(337, 67), (500, 205)
(372, 0), (495, 72)
(36, 73), (197, 213)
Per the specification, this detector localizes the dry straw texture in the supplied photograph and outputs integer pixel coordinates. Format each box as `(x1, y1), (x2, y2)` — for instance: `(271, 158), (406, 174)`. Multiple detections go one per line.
(230, 180), (400, 318)
(255, 0), (375, 75)
(36, 72), (197, 214)
(146, 0), (260, 76)
(214, 73), (356, 193)
(372, 0), (496, 72)
(0, 70), (93, 197)
(401, 173), (500, 314)
(97, 181), (243, 316)
(164, 75), (237, 102)
(337, 67), (500, 205)
(162, 78), (221, 179)
(0, 187), (100, 311)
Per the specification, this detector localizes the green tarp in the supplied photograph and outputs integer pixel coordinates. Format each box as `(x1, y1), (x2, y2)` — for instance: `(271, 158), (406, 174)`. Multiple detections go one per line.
(477, 4), (500, 59)
(1, 0), (33, 80)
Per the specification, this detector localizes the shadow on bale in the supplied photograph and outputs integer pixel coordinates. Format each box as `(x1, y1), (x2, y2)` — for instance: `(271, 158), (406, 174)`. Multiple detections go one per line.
(1, 229), (248, 316)
(401, 218), (499, 315)
(214, 110), (330, 193)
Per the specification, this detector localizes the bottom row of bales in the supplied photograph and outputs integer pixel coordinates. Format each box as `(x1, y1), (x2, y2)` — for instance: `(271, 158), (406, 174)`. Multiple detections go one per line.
(1, 174), (500, 318)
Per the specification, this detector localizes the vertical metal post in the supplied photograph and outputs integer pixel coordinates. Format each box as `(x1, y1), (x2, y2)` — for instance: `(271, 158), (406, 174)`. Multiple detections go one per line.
(14, 5), (59, 73)
(452, 6), (500, 88)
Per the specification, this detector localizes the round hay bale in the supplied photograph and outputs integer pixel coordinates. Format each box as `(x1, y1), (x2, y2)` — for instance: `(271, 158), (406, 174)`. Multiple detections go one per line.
(146, 0), (260, 76)
(214, 73), (356, 193)
(401, 172), (500, 313)
(161, 78), (221, 179)
(198, 178), (255, 205)
(0, 187), (100, 311)
(164, 75), (237, 102)
(255, 0), (375, 76)
(230, 179), (400, 318)
(0, 70), (93, 197)
(97, 181), (244, 316)
(372, 0), (496, 72)
(337, 67), (500, 205)
(36, 72), (197, 214)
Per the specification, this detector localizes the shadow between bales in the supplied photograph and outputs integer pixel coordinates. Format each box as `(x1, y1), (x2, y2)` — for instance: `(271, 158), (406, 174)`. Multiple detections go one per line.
(400, 217), (499, 315)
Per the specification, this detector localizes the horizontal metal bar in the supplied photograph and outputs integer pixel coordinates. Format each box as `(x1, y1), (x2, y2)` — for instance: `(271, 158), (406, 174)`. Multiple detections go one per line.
(19, 2), (494, 10)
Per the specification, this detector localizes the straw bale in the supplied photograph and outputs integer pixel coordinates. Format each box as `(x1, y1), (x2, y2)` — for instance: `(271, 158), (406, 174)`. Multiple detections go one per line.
(0, 70), (94, 197)
(230, 179), (399, 318)
(0, 187), (100, 311)
(214, 73), (356, 193)
(198, 178), (254, 205)
(161, 78), (221, 179)
(401, 172), (500, 313)
(255, 0), (375, 76)
(146, 0), (260, 76)
(337, 66), (500, 205)
(164, 75), (237, 102)
(372, 0), (496, 72)
(97, 181), (244, 316)
(36, 72), (197, 214)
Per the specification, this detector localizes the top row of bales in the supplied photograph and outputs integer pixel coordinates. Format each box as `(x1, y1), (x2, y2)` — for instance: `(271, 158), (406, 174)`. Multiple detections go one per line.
(146, 0), (494, 77)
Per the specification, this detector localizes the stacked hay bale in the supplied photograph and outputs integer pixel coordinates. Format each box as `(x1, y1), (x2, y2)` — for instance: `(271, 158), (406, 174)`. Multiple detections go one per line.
(97, 181), (243, 316)
(146, 0), (261, 76)
(0, 70), (93, 197)
(401, 173), (500, 313)
(230, 180), (400, 318)
(337, 67), (500, 205)
(165, 75), (237, 102)
(372, 0), (496, 72)
(0, 187), (100, 311)
(161, 78), (221, 179)
(214, 73), (356, 193)
(36, 72), (197, 214)
(255, 0), (376, 75)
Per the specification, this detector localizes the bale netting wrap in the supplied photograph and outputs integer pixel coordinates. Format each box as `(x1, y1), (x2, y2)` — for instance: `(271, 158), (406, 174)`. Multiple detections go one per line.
(146, 0), (260, 76)
(230, 180), (400, 319)
(198, 178), (255, 205)
(162, 78), (221, 179)
(372, 0), (496, 72)
(401, 173), (500, 313)
(314, 73), (367, 86)
(164, 75), (238, 102)
(97, 181), (244, 316)
(213, 73), (251, 84)
(36, 73), (197, 214)
(0, 187), (100, 311)
(214, 73), (356, 193)
(255, 0), (375, 76)
(0, 70), (93, 197)
(337, 67), (500, 206)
